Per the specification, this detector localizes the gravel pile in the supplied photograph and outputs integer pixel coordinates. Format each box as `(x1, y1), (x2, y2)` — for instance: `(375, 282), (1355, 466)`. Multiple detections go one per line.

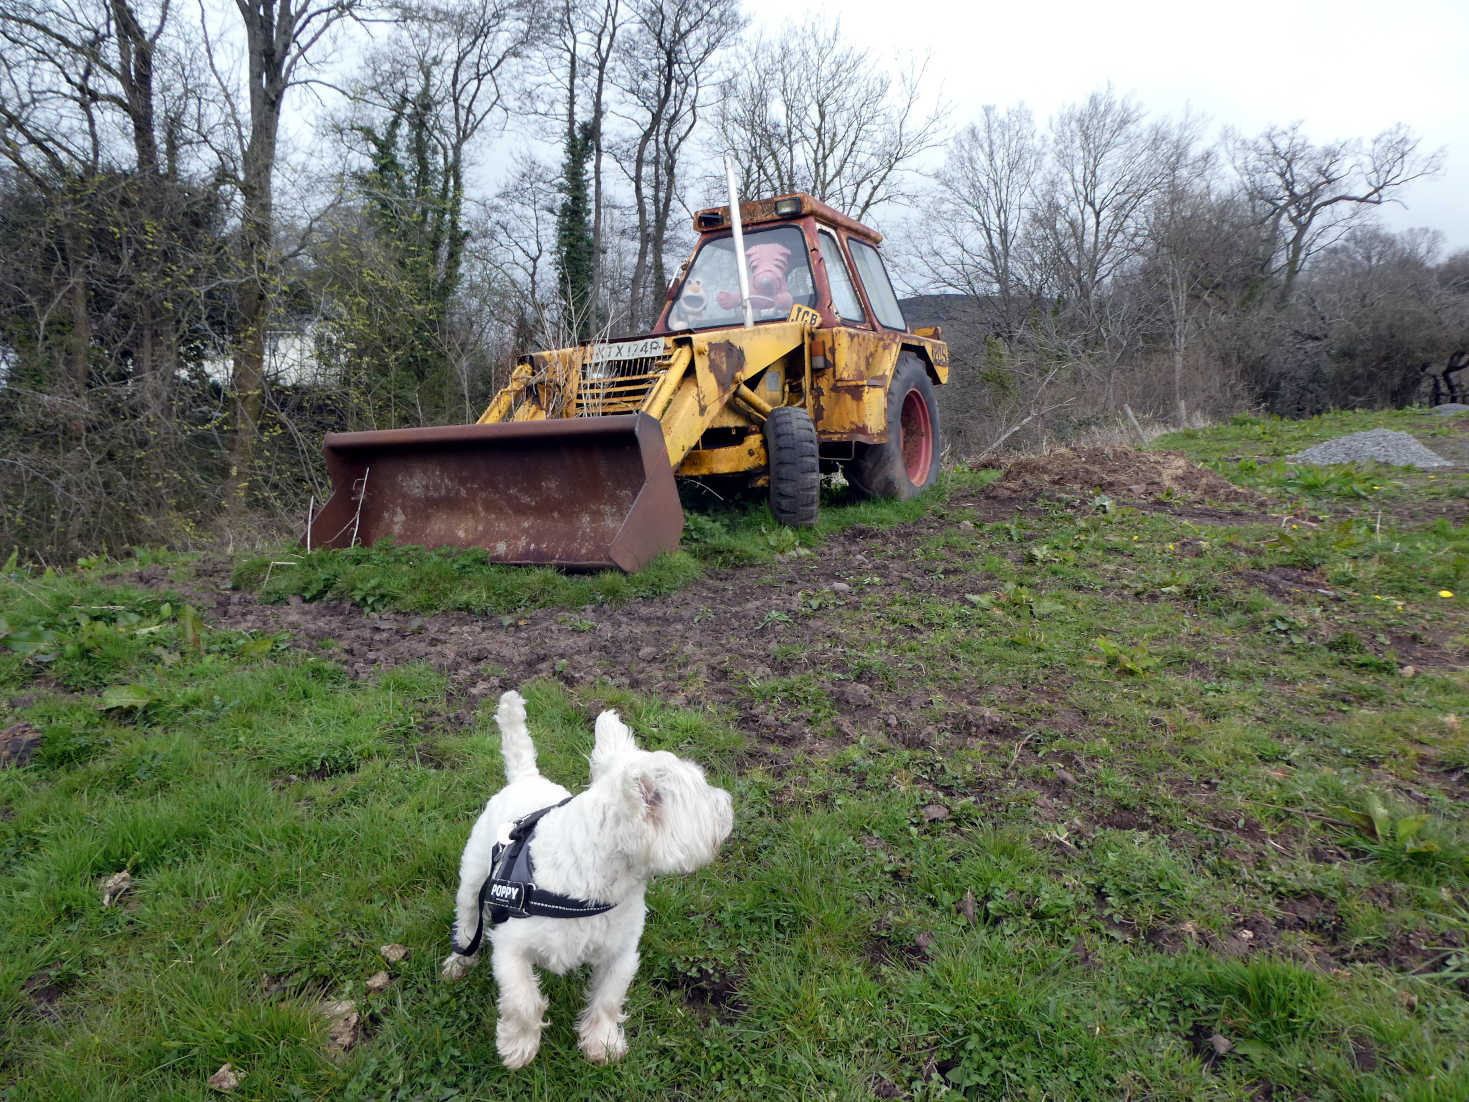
(1288, 428), (1451, 469)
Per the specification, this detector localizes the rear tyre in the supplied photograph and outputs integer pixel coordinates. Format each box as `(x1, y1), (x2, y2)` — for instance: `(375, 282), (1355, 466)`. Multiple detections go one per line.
(846, 353), (941, 500)
(764, 406), (821, 527)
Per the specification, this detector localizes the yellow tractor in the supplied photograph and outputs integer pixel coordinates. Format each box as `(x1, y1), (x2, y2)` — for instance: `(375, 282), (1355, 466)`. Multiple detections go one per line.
(308, 193), (949, 571)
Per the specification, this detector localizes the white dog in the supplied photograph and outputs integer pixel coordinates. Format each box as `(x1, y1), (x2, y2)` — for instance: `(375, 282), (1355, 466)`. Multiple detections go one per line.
(442, 690), (733, 1068)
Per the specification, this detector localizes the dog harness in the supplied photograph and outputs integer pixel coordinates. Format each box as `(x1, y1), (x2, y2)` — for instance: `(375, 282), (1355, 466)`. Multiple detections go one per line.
(451, 797), (616, 957)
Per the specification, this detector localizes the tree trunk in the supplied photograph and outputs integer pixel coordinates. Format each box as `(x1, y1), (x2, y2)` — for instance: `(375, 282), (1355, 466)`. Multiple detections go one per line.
(63, 223), (91, 437)
(228, 119), (277, 511)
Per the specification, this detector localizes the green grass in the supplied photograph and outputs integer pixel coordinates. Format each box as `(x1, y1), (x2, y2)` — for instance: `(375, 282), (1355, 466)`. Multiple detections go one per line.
(3, 409), (1468, 1100)
(230, 468), (1002, 616)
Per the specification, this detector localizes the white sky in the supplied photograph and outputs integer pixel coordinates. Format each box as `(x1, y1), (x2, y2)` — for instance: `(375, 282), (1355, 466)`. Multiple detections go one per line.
(741, 0), (1469, 253)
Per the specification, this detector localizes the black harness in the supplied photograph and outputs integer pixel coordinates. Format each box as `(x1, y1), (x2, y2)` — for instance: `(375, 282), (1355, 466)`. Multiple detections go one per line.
(451, 797), (616, 957)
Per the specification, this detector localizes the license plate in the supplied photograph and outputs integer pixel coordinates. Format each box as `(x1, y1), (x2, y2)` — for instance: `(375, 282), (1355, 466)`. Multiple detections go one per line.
(588, 337), (666, 364)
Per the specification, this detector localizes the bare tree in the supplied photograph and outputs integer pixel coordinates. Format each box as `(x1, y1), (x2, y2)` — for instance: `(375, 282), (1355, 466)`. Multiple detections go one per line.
(612, 0), (742, 329)
(1031, 88), (1179, 316)
(206, 0), (363, 506)
(715, 19), (947, 221)
(0, 0), (182, 400)
(924, 103), (1043, 338)
(0, 0), (240, 558)
(485, 153), (560, 310)
(542, 0), (622, 319)
(0, 0), (226, 410)
(1230, 121), (1442, 305)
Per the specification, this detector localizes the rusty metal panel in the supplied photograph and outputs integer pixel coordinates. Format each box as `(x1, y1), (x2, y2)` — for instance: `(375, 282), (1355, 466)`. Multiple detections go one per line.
(903, 332), (951, 383)
(691, 193), (884, 244)
(308, 413), (682, 572)
(830, 328), (900, 383)
(808, 327), (899, 441)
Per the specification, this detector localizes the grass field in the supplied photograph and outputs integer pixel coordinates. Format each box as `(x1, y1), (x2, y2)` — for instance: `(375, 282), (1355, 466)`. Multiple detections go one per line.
(2, 408), (1467, 1100)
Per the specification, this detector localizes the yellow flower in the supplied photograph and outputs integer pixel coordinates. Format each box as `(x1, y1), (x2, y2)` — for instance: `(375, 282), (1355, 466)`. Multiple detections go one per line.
(1440, 590), (1455, 599)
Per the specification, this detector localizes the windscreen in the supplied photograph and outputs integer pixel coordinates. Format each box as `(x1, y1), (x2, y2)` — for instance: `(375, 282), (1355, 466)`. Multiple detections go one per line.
(666, 225), (816, 331)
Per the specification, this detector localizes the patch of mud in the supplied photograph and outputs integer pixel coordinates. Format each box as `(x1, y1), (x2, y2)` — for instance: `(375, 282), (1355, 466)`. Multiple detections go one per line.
(984, 447), (1266, 508)
(111, 451), (1270, 762)
(1234, 566), (1338, 602)
(194, 523), (1024, 767)
(1, 723), (44, 768)
(865, 925), (935, 971)
(653, 966), (745, 1021)
(1344, 927), (1467, 984)
(21, 966), (68, 1023)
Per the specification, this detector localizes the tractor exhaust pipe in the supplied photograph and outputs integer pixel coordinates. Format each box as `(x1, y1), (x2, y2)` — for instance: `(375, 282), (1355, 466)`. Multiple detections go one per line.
(724, 155), (754, 329)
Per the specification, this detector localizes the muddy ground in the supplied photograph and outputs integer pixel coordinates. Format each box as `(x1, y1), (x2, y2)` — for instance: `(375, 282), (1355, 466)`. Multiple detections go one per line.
(145, 445), (1464, 766)
(159, 449), (1276, 744)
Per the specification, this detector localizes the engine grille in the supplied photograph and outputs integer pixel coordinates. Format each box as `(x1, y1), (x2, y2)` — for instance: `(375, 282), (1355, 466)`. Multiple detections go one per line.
(573, 355), (664, 415)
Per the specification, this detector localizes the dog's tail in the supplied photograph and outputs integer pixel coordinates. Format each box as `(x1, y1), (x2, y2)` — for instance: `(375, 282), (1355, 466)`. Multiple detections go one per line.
(495, 690), (540, 783)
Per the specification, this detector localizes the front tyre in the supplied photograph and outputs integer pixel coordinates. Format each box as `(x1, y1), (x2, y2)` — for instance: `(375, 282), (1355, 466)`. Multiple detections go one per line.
(764, 406), (821, 526)
(847, 354), (941, 500)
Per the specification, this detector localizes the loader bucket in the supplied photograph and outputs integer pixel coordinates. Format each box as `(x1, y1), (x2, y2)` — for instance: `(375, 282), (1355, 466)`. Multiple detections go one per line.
(306, 412), (683, 572)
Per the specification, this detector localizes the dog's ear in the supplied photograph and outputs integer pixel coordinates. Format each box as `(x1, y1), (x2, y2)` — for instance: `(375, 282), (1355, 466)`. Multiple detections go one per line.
(624, 765), (664, 823)
(590, 709), (638, 779)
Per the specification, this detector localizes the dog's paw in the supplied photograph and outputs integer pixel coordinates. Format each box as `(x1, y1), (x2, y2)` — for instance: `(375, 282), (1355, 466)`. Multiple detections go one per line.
(578, 1018), (628, 1064)
(496, 1020), (542, 1069)
(440, 952), (477, 981)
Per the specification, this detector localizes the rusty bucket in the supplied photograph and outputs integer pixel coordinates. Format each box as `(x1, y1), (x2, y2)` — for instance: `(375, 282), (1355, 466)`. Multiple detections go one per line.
(306, 413), (684, 572)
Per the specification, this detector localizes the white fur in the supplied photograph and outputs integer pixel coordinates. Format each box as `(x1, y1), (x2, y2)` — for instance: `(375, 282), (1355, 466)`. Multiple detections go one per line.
(442, 690), (733, 1068)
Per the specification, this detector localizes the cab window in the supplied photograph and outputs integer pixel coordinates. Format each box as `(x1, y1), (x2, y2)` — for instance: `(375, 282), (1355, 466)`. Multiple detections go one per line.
(666, 225), (816, 331)
(847, 238), (907, 331)
(818, 230), (865, 323)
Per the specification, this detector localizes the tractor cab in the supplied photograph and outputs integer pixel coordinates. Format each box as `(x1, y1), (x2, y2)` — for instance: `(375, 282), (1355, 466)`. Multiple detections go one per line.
(656, 194), (910, 336)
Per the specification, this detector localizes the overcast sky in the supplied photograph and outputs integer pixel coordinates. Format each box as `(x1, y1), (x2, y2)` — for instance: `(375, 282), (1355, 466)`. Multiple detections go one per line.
(740, 0), (1468, 253)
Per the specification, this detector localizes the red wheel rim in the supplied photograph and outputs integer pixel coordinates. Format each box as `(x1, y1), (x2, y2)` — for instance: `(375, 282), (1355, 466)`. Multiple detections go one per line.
(899, 388), (933, 485)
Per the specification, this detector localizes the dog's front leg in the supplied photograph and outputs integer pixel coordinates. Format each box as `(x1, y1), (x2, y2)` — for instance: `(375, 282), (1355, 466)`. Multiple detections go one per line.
(492, 948), (548, 1069)
(577, 945), (639, 1064)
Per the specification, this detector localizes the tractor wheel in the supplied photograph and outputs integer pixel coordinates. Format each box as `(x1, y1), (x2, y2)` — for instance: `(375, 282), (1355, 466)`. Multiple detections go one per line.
(847, 354), (941, 500)
(764, 406), (821, 527)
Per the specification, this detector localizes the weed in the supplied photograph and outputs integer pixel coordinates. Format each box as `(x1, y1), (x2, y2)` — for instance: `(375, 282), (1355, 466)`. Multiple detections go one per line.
(1091, 636), (1157, 676)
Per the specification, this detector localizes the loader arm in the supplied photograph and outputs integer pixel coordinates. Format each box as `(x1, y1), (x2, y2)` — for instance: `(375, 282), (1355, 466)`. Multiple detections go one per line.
(649, 321), (808, 468)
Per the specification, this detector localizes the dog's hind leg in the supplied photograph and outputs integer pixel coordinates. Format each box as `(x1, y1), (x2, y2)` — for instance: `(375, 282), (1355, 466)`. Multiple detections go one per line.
(577, 944), (640, 1064)
(492, 949), (549, 1069)
(495, 690), (539, 783)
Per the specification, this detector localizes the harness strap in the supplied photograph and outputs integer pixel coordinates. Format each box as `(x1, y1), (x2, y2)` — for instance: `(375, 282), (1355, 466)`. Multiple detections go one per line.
(450, 797), (615, 957)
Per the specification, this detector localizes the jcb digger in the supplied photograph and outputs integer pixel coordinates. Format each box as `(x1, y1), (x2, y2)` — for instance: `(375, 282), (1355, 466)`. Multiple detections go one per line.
(307, 192), (949, 571)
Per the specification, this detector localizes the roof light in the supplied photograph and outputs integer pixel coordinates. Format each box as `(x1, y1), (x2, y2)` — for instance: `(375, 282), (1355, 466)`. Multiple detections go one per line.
(773, 196), (803, 216)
